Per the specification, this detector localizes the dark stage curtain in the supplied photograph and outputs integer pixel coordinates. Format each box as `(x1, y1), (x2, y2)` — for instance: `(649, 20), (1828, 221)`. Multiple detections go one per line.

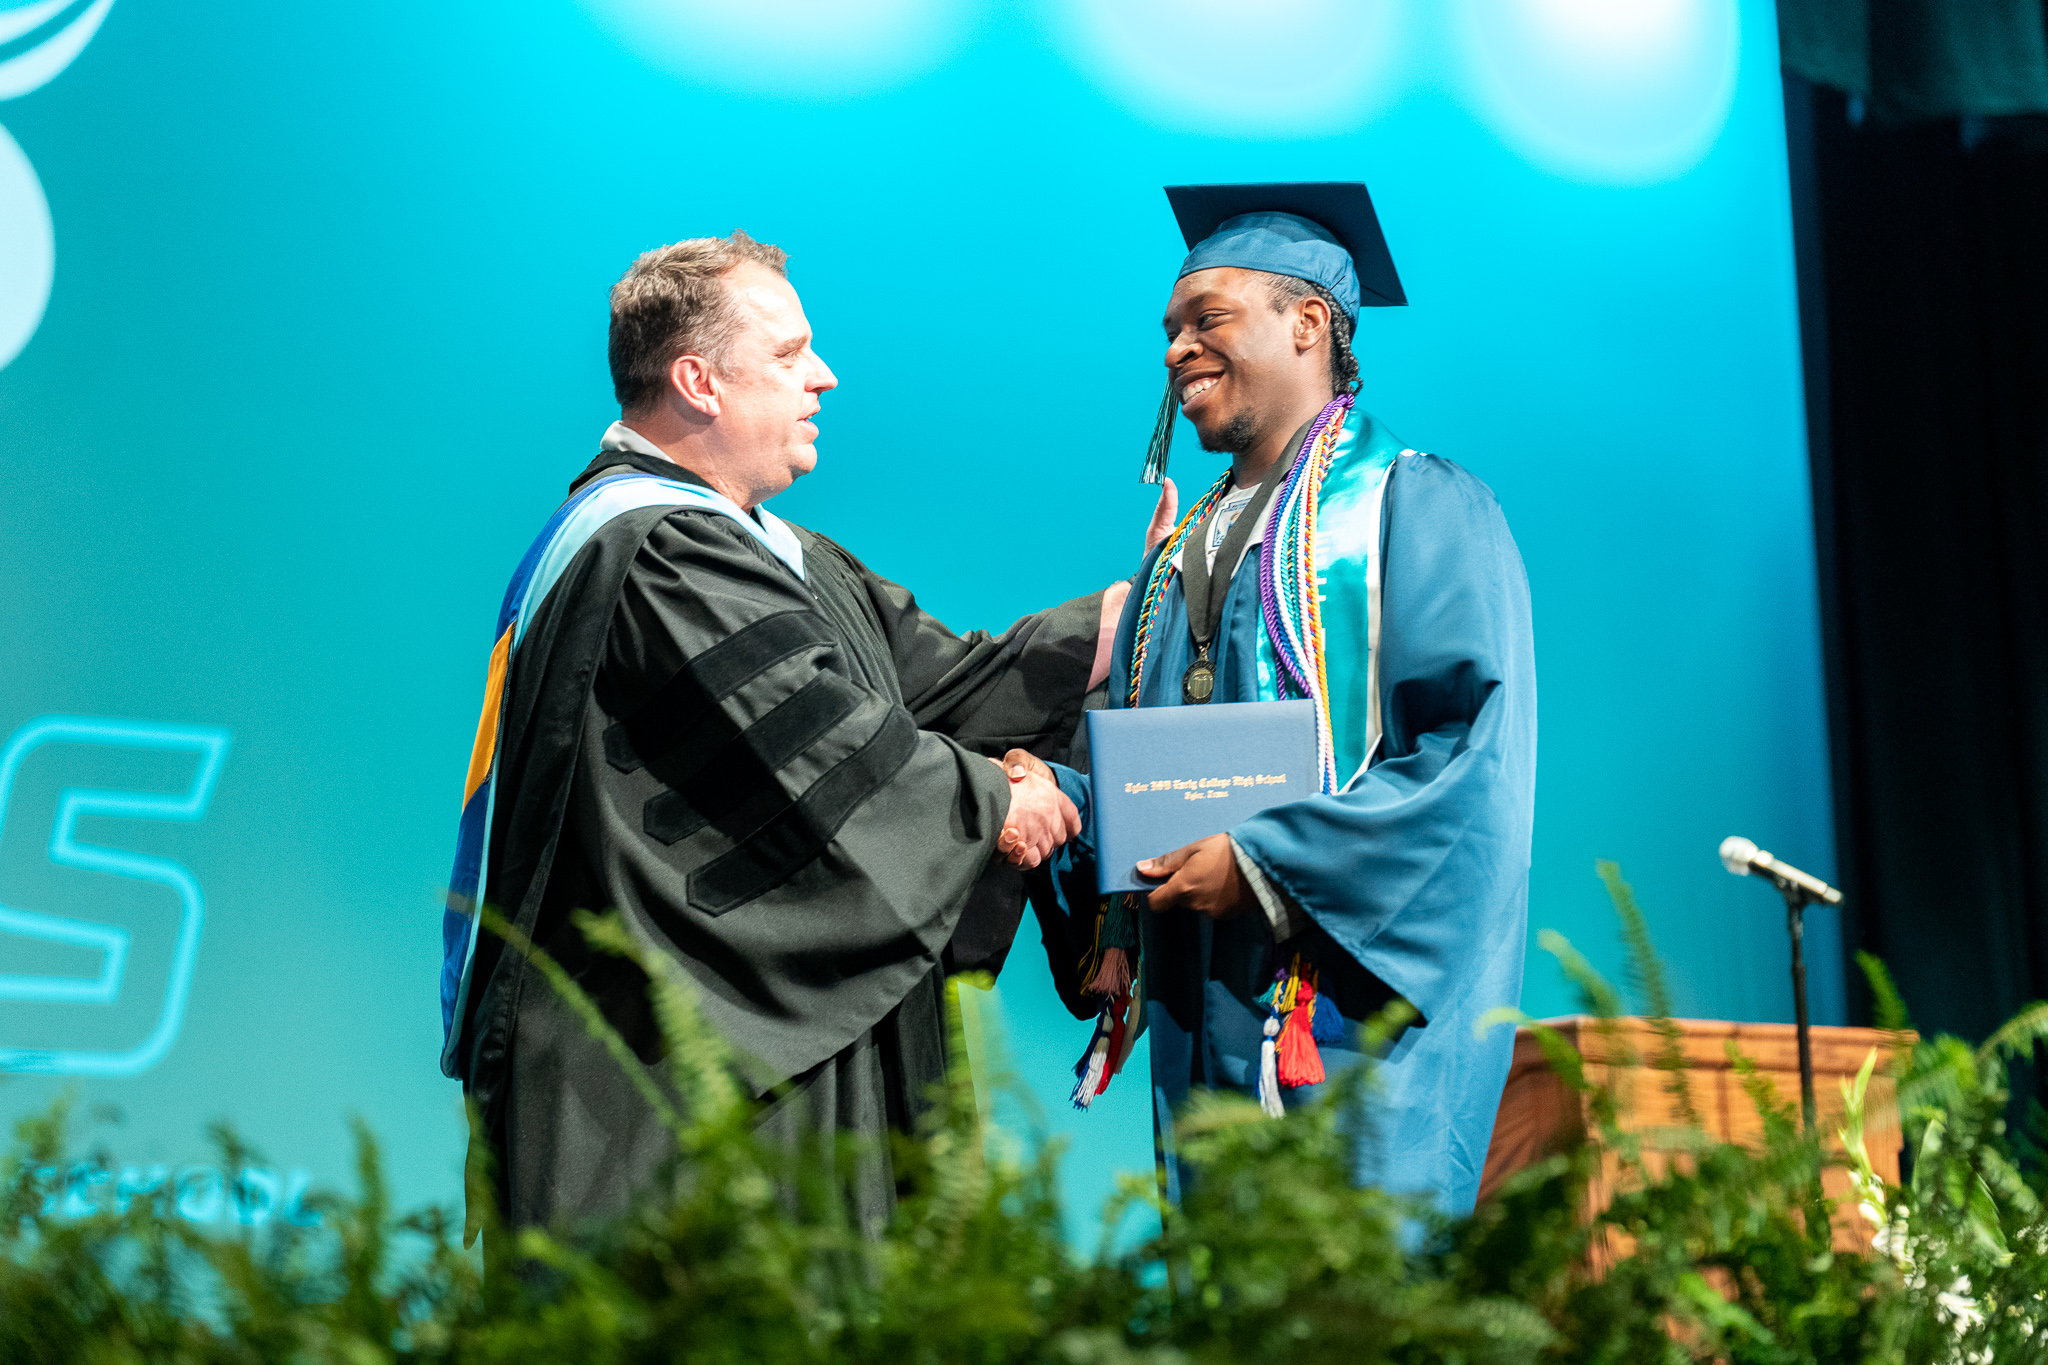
(1779, 0), (2048, 124)
(1784, 57), (2048, 1044)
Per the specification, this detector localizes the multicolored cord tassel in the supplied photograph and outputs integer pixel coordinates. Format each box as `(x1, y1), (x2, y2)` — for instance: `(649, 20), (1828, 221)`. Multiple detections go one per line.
(1255, 954), (1339, 1116)
(1071, 990), (1132, 1109)
(1070, 894), (1142, 1108)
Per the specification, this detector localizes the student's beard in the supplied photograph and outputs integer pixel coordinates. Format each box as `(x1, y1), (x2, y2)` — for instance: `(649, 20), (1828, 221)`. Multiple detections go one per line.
(1198, 406), (1261, 455)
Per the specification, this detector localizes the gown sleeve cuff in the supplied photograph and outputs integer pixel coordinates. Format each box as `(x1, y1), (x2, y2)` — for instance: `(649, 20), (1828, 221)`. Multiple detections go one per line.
(1048, 761), (1094, 859)
(1233, 836), (1308, 943)
(1034, 591), (1109, 681)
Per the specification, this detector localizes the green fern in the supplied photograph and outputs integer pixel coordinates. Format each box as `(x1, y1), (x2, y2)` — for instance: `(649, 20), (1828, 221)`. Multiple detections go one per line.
(1599, 860), (1701, 1130)
(1855, 951), (1913, 1034)
(1536, 929), (1626, 1025)
(11, 887), (2048, 1361)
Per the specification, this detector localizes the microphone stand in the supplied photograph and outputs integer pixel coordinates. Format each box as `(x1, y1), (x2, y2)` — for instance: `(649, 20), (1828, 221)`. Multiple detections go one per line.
(1777, 880), (1818, 1132)
(1723, 837), (1840, 1135)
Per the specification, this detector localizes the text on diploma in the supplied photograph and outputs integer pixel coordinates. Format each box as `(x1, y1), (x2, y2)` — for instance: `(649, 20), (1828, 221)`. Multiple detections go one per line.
(1123, 774), (1287, 801)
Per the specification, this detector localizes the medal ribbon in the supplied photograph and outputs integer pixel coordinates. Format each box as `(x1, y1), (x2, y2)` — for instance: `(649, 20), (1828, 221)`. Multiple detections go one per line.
(1176, 431), (1300, 704)
(1128, 474), (1231, 709)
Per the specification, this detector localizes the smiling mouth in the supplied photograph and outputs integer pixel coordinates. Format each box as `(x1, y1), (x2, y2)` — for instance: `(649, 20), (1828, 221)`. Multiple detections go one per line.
(1179, 376), (1219, 406)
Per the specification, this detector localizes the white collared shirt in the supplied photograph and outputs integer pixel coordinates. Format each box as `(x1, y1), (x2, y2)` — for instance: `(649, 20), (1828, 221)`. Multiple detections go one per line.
(600, 420), (680, 465)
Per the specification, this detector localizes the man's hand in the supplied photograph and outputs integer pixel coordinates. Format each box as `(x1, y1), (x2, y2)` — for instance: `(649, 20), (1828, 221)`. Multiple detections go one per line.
(992, 750), (1080, 870)
(1140, 833), (1255, 919)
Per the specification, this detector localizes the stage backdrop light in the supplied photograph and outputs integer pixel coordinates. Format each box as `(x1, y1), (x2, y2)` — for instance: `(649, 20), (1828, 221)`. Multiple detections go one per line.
(0, 0), (1834, 1242)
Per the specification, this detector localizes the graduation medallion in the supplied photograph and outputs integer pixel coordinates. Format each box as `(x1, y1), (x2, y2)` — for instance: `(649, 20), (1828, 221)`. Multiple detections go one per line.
(1177, 448), (1298, 710)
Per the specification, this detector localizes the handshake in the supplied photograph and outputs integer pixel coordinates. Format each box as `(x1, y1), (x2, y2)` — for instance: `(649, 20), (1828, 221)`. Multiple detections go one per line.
(988, 749), (1079, 870)
(984, 747), (1244, 920)
(985, 481), (1180, 872)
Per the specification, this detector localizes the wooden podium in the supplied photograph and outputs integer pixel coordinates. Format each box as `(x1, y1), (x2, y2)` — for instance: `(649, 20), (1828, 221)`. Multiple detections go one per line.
(1477, 1017), (1909, 1253)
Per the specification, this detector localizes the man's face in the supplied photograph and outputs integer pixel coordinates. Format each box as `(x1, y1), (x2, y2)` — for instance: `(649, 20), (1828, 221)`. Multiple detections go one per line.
(1162, 267), (1296, 454)
(713, 262), (838, 503)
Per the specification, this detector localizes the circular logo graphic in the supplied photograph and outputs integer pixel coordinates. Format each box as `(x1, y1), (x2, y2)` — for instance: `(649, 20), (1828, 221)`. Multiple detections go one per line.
(0, 0), (117, 372)
(0, 124), (52, 371)
(0, 0), (116, 100)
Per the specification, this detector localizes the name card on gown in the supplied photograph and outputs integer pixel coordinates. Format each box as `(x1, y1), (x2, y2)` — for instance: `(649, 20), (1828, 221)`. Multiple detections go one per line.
(1085, 700), (1318, 894)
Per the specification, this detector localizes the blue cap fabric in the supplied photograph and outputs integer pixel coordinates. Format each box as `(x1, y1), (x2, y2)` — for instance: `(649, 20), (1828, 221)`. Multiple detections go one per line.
(1166, 182), (1406, 316)
(1179, 210), (1361, 317)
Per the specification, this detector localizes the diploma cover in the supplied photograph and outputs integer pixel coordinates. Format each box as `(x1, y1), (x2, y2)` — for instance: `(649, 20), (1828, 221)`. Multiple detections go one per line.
(1085, 700), (1318, 894)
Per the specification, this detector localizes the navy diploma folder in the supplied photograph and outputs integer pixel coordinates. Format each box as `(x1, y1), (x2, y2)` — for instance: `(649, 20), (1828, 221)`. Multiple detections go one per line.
(1084, 700), (1318, 895)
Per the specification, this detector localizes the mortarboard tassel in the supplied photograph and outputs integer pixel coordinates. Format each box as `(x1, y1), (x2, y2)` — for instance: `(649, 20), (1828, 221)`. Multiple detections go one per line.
(1140, 376), (1177, 485)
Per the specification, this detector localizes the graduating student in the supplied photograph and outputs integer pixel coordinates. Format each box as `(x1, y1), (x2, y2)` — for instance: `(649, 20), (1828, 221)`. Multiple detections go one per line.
(440, 231), (1130, 1232)
(1035, 184), (1537, 1215)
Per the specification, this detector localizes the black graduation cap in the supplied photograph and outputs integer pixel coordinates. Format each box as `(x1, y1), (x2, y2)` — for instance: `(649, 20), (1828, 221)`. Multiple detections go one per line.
(1164, 181), (1407, 314)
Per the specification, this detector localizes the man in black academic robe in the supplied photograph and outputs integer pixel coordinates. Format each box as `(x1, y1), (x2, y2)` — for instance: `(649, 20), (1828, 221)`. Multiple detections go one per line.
(447, 232), (1124, 1231)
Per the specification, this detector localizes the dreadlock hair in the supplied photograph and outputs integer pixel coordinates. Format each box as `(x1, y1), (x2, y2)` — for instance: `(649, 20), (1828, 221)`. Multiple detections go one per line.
(1264, 274), (1360, 397)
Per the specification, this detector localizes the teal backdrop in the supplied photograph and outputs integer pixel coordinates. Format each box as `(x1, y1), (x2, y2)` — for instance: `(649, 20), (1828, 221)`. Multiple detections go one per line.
(0, 0), (1836, 1238)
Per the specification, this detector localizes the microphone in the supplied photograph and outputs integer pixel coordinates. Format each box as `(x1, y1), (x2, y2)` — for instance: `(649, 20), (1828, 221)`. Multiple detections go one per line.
(1720, 836), (1842, 906)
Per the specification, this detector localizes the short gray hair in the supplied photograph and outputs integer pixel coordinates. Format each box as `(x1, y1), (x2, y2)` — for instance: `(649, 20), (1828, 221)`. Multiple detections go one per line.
(608, 230), (789, 412)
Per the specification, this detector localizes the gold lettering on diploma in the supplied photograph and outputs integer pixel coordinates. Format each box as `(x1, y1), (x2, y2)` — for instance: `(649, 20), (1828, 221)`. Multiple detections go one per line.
(1121, 774), (1288, 801)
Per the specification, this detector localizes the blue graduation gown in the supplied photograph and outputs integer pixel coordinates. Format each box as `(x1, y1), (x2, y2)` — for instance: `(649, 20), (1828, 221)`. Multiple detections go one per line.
(1063, 411), (1536, 1215)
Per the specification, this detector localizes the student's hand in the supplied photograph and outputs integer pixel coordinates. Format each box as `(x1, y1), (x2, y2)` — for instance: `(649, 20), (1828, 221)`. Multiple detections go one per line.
(993, 752), (1080, 869)
(1145, 477), (1179, 553)
(1141, 833), (1255, 919)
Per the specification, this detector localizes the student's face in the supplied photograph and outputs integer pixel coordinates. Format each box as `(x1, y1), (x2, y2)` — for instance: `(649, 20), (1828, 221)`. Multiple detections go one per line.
(715, 263), (838, 502)
(1161, 267), (1298, 454)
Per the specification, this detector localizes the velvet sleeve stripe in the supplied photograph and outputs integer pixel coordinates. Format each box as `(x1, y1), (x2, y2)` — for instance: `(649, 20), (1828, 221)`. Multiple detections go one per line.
(681, 610), (842, 706)
(604, 610), (841, 772)
(638, 673), (866, 846)
(688, 705), (919, 916)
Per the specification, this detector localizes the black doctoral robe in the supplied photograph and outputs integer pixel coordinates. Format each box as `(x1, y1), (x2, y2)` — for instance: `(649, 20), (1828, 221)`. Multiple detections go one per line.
(459, 451), (1101, 1232)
